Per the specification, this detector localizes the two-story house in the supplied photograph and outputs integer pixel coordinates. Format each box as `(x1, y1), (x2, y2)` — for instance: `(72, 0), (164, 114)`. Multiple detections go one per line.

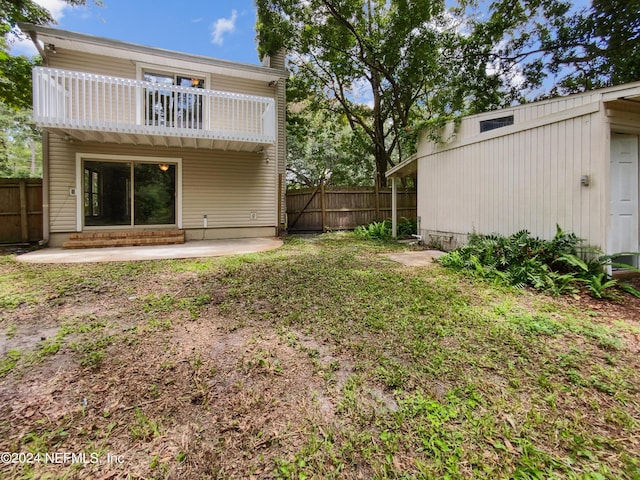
(19, 23), (287, 248)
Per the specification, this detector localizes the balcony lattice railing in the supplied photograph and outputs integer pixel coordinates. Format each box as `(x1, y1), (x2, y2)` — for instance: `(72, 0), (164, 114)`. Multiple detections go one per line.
(32, 67), (276, 144)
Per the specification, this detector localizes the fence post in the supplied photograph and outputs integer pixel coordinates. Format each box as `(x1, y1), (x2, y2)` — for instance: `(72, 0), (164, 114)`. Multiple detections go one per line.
(19, 179), (29, 243)
(320, 177), (327, 232)
(374, 182), (380, 220)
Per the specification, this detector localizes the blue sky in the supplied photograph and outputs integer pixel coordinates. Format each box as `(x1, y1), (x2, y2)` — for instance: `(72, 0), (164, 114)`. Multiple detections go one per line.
(12, 0), (593, 76)
(13, 0), (262, 65)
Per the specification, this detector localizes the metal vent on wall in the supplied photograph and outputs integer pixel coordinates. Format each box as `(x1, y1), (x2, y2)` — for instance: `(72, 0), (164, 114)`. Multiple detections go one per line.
(480, 115), (514, 133)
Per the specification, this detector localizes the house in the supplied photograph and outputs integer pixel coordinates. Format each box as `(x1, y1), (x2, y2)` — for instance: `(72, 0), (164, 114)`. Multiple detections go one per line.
(387, 82), (640, 266)
(19, 24), (287, 248)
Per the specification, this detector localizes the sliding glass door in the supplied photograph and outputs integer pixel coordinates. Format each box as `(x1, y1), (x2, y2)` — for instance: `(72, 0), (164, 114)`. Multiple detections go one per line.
(83, 160), (176, 227)
(134, 163), (176, 225)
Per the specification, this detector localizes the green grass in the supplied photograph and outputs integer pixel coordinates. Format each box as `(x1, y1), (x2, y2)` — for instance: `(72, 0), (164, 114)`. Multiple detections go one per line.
(1, 234), (638, 479)
(212, 234), (640, 479)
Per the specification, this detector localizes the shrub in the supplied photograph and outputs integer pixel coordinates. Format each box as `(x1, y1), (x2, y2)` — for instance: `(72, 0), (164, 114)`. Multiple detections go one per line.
(438, 225), (638, 298)
(354, 220), (393, 241)
(398, 217), (418, 237)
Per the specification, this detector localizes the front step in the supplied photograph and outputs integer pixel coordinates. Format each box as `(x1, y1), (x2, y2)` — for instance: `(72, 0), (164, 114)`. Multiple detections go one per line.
(63, 230), (185, 249)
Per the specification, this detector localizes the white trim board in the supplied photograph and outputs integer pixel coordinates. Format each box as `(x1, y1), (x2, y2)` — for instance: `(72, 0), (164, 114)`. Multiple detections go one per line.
(75, 153), (183, 231)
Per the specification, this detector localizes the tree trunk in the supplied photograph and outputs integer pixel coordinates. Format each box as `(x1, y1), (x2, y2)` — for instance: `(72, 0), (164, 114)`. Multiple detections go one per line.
(371, 72), (390, 190)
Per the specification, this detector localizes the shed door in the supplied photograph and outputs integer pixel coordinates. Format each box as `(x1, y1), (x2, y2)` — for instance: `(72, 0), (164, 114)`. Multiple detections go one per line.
(610, 133), (639, 266)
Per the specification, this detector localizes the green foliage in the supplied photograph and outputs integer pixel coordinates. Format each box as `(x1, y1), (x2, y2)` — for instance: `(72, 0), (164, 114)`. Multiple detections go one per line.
(0, 100), (42, 177)
(130, 407), (161, 441)
(583, 273), (618, 300)
(463, 0), (640, 97)
(397, 217), (417, 237)
(354, 220), (393, 242)
(286, 92), (374, 188)
(0, 55), (40, 111)
(351, 218), (416, 241)
(0, 1), (98, 110)
(439, 226), (634, 299)
(0, 349), (21, 377)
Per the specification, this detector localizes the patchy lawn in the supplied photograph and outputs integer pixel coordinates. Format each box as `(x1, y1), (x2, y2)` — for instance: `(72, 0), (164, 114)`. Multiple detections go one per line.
(0, 233), (639, 479)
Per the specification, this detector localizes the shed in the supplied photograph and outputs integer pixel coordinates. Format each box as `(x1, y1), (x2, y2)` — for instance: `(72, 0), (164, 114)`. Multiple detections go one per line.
(387, 82), (640, 267)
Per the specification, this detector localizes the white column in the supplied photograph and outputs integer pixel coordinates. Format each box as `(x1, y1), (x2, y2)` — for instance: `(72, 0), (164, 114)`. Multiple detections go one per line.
(391, 176), (397, 238)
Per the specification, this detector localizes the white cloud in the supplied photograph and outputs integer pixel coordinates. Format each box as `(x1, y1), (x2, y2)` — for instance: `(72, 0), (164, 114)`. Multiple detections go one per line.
(10, 0), (73, 56)
(210, 10), (238, 46)
(35, 0), (71, 22)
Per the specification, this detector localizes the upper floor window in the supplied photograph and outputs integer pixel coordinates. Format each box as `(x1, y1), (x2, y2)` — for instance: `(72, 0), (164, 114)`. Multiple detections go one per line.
(143, 72), (205, 129)
(480, 115), (514, 133)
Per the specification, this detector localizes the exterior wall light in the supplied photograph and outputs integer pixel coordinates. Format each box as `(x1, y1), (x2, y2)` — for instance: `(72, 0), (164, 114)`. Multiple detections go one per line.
(580, 175), (590, 187)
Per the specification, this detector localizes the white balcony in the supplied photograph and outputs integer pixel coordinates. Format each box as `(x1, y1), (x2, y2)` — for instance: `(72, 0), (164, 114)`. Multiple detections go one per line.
(32, 67), (276, 151)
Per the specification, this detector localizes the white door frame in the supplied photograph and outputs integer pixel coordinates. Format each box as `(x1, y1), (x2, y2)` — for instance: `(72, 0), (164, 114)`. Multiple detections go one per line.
(608, 133), (639, 267)
(75, 153), (183, 232)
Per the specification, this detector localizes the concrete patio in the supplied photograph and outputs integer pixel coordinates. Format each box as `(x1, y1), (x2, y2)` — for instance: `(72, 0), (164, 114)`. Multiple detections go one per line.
(16, 237), (283, 264)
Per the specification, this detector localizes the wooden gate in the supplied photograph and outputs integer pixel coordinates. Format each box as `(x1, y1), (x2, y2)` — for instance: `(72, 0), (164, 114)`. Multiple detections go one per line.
(286, 184), (416, 232)
(0, 178), (43, 244)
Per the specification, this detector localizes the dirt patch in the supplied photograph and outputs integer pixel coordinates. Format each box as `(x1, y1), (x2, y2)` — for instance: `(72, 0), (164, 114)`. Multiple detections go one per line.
(0, 305), (367, 479)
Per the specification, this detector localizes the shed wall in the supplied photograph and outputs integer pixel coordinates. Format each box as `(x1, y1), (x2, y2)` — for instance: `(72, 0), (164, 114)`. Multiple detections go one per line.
(417, 110), (608, 250)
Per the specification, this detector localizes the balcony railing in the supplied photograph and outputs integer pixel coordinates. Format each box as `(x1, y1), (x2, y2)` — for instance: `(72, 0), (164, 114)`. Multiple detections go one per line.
(32, 67), (276, 145)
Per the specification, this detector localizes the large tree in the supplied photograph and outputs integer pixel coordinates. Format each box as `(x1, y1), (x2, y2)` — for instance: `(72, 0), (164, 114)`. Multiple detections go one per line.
(446, 0), (640, 97)
(286, 75), (375, 188)
(257, 0), (640, 186)
(256, 0), (509, 187)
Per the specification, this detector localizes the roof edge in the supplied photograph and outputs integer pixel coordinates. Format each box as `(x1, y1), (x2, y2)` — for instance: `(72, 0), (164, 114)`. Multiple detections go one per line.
(18, 23), (288, 79)
(386, 154), (418, 178)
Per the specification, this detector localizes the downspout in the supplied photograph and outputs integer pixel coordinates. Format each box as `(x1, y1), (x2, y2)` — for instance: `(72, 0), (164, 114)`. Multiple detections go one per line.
(28, 31), (49, 64)
(30, 30), (50, 246)
(40, 131), (50, 246)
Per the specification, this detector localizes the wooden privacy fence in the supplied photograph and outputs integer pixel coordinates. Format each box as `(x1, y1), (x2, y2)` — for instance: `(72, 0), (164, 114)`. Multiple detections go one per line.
(0, 178), (43, 244)
(286, 184), (416, 232)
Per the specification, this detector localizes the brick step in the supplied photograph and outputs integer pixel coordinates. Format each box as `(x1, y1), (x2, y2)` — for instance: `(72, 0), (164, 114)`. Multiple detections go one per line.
(68, 229), (183, 241)
(63, 230), (185, 249)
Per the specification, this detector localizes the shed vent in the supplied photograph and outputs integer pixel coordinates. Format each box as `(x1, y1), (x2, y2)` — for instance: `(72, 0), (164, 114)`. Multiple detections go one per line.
(480, 115), (514, 133)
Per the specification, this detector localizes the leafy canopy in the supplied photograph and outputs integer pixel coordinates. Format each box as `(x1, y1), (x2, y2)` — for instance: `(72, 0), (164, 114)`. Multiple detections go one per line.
(0, 0), (96, 109)
(257, 0), (537, 184)
(258, 0), (640, 185)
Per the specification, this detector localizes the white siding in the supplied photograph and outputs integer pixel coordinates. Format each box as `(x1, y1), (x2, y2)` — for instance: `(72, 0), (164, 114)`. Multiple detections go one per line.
(48, 48), (136, 78)
(422, 86), (640, 159)
(42, 38), (286, 240)
(48, 49), (275, 98)
(47, 134), (277, 233)
(417, 110), (607, 249)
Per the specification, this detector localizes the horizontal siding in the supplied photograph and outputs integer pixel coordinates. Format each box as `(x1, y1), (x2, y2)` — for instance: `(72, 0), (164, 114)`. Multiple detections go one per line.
(418, 111), (606, 248)
(48, 135), (78, 232)
(47, 135), (277, 233)
(452, 91), (605, 143)
(181, 148), (276, 228)
(49, 48), (136, 78)
(48, 49), (275, 99)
